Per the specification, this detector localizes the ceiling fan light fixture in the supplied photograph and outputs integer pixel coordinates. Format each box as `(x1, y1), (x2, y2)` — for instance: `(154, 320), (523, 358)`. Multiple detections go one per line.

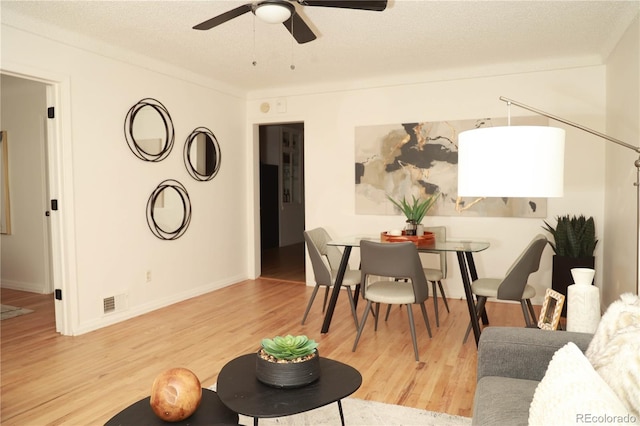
(255, 2), (293, 24)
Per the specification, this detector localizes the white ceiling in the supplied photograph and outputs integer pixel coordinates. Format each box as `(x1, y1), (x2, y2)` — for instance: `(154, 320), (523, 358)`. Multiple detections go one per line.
(2, 0), (639, 92)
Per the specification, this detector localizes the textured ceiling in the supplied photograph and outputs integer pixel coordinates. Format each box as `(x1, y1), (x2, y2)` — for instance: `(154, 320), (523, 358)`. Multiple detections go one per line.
(2, 0), (639, 92)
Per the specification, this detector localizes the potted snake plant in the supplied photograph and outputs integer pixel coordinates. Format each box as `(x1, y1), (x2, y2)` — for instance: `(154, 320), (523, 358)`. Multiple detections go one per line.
(256, 334), (320, 388)
(387, 192), (440, 236)
(542, 214), (598, 316)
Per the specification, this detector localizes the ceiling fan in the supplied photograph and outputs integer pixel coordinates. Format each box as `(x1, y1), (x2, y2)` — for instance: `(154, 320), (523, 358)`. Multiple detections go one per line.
(193, 0), (388, 44)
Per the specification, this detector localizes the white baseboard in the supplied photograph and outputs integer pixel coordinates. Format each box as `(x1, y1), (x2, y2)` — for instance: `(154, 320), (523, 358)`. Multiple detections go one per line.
(71, 274), (247, 336)
(0, 280), (50, 294)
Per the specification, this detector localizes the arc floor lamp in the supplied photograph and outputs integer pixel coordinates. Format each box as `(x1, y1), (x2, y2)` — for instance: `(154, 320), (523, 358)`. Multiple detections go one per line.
(458, 96), (640, 295)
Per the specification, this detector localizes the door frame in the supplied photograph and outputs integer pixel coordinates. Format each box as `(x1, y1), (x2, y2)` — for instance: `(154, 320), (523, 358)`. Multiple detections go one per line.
(250, 120), (306, 280)
(1, 64), (78, 335)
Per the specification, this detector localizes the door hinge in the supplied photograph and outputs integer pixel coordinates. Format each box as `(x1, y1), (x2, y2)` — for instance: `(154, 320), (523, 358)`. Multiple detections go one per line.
(47, 107), (55, 119)
(51, 199), (58, 211)
(55, 289), (62, 300)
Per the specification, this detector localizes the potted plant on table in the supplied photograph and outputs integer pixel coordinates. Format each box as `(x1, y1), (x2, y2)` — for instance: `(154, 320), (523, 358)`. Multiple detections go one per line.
(387, 192), (440, 236)
(256, 334), (320, 388)
(542, 214), (598, 316)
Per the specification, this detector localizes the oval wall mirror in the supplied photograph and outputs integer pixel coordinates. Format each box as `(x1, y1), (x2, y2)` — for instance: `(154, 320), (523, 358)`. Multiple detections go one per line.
(146, 180), (192, 240)
(124, 98), (175, 162)
(183, 127), (221, 181)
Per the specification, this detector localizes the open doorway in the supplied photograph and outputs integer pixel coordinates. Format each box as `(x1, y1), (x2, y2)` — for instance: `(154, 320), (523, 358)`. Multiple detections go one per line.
(259, 123), (305, 282)
(0, 72), (61, 332)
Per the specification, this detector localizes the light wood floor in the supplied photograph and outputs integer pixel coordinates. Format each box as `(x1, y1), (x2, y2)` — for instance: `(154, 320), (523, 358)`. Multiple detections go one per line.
(1, 281), (538, 425)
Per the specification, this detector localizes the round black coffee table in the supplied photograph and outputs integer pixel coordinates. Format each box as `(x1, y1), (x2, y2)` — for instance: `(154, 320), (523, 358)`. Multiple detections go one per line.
(104, 388), (239, 426)
(216, 354), (362, 426)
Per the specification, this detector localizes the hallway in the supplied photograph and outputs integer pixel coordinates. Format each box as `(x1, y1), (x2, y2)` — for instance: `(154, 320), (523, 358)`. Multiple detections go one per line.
(260, 242), (305, 282)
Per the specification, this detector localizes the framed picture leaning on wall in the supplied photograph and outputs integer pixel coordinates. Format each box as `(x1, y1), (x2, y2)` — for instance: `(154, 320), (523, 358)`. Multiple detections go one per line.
(538, 288), (565, 330)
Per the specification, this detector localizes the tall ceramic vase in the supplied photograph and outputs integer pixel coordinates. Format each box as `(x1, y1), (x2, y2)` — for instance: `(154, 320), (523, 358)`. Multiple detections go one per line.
(566, 268), (600, 333)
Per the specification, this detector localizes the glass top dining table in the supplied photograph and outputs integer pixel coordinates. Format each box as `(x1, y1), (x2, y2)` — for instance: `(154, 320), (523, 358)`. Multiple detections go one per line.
(323, 235), (490, 346)
(327, 236), (490, 253)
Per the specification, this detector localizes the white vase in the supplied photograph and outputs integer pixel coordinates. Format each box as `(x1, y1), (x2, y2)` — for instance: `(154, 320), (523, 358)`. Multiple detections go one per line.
(571, 268), (595, 286)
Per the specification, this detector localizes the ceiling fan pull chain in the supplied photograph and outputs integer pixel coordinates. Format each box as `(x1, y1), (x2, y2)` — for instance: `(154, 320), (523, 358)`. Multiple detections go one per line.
(290, 14), (296, 70)
(252, 13), (258, 66)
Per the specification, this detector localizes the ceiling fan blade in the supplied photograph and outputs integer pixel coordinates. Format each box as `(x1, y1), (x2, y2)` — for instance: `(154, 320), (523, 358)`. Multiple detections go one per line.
(283, 13), (317, 44)
(299, 0), (387, 11)
(193, 3), (253, 30)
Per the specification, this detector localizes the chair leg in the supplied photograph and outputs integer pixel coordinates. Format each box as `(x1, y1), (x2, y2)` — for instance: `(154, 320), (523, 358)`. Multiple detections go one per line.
(520, 299), (538, 328)
(463, 296), (487, 343)
(419, 302), (432, 338)
(321, 286), (330, 313)
(405, 305), (420, 362)
(374, 303), (381, 331)
(438, 281), (450, 313)
(431, 281), (440, 327)
(384, 304), (392, 321)
(301, 284), (321, 325)
(352, 300), (373, 353)
(526, 299), (537, 324)
(345, 286), (359, 329)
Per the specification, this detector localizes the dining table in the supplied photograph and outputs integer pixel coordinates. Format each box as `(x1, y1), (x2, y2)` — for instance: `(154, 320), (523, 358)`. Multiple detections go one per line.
(322, 236), (490, 346)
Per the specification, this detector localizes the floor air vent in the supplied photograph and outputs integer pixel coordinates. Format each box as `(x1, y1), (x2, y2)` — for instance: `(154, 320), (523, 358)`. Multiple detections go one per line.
(103, 294), (127, 314)
(103, 296), (116, 314)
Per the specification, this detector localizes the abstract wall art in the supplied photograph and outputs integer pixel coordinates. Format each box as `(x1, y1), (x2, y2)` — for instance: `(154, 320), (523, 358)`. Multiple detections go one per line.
(355, 116), (548, 218)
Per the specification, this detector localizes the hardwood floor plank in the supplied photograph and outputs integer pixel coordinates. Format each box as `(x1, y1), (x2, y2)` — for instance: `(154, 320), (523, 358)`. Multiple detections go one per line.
(1, 281), (536, 424)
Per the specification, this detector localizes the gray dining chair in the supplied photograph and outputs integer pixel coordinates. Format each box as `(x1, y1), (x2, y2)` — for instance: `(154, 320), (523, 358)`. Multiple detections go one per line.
(302, 228), (360, 328)
(463, 234), (548, 342)
(353, 240), (432, 361)
(422, 226), (449, 327)
(384, 226), (449, 327)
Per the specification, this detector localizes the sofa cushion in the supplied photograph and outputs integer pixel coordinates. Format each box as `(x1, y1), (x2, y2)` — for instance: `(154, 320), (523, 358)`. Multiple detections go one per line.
(586, 292), (640, 416)
(472, 376), (538, 426)
(529, 342), (629, 426)
(477, 327), (592, 382)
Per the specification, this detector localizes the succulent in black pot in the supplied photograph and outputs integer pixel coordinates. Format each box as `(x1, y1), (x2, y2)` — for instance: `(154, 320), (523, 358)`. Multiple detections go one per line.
(256, 335), (320, 388)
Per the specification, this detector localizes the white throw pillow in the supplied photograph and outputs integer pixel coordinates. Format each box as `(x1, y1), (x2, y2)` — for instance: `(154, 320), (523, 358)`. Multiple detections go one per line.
(586, 292), (640, 416)
(529, 342), (631, 426)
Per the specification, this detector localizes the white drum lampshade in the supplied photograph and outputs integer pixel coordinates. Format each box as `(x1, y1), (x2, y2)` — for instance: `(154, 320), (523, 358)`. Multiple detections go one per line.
(458, 126), (565, 198)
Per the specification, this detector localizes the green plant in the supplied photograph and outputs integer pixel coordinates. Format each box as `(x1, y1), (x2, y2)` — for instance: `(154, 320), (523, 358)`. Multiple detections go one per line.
(261, 335), (318, 360)
(542, 214), (598, 258)
(387, 192), (440, 224)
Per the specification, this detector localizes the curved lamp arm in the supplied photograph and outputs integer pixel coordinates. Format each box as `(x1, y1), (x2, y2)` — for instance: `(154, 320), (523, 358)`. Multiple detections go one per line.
(499, 96), (640, 295)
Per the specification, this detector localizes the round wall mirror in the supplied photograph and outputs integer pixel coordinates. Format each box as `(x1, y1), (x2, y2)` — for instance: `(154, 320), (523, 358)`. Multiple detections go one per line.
(183, 127), (221, 181)
(124, 98), (175, 162)
(146, 180), (191, 240)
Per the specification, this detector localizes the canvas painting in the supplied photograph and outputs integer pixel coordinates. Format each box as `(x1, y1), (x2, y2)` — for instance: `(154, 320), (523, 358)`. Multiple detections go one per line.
(354, 116), (549, 218)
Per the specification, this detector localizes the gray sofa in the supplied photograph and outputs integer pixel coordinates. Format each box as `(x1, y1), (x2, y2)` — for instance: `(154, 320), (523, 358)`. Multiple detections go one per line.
(472, 326), (593, 426)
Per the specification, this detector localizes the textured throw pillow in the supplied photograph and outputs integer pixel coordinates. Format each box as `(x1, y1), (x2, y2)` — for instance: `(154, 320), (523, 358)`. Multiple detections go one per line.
(528, 342), (630, 426)
(586, 292), (640, 416)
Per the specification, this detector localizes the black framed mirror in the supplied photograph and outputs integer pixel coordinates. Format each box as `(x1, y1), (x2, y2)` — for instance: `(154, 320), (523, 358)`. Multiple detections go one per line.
(183, 127), (221, 181)
(146, 179), (192, 240)
(124, 98), (175, 162)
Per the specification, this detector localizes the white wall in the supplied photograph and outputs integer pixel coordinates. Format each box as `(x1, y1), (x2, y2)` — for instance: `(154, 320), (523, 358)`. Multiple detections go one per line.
(2, 7), (636, 336)
(0, 75), (50, 293)
(247, 66), (609, 305)
(604, 13), (640, 304)
(1, 22), (249, 334)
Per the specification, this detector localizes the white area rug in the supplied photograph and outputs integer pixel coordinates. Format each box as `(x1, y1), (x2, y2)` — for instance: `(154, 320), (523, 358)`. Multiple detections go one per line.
(209, 385), (471, 426)
(0, 304), (34, 320)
